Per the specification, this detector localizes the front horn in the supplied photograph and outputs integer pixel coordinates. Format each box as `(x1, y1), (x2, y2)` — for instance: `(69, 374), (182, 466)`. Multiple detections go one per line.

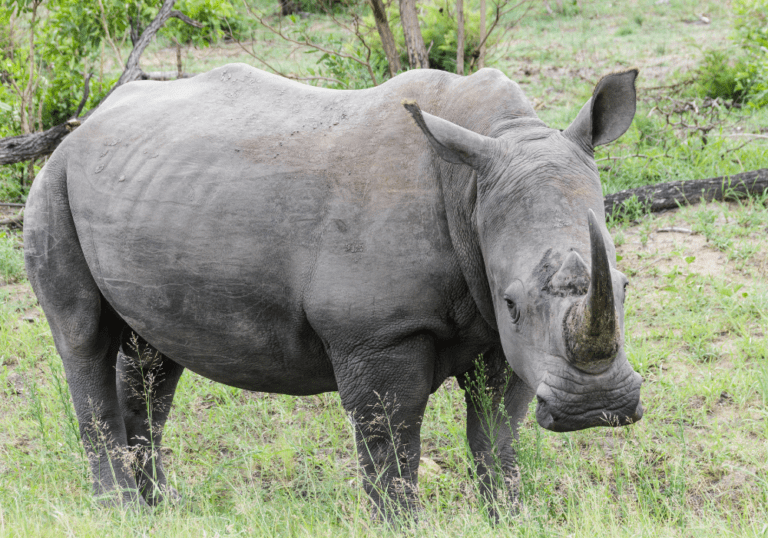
(564, 209), (621, 373)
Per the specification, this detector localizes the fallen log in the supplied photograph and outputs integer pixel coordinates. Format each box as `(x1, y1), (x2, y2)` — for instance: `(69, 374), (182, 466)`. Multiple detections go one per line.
(604, 168), (768, 217)
(0, 123), (72, 166)
(0, 215), (23, 227)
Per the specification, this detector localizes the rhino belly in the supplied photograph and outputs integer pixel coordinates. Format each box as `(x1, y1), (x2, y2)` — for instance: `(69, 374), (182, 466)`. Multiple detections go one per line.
(67, 148), (338, 394)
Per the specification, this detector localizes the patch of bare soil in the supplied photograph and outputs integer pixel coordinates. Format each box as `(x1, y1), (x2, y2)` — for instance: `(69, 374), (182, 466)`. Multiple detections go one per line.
(618, 202), (767, 289)
(612, 202), (768, 508)
(623, 226), (732, 278)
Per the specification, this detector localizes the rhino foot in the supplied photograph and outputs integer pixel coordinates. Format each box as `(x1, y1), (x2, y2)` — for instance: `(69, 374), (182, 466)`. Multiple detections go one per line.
(136, 464), (181, 507)
(93, 487), (151, 512)
(141, 483), (182, 507)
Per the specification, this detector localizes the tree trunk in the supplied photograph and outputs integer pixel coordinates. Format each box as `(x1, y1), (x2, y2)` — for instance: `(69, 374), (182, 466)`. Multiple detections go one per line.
(279, 0), (299, 16)
(478, 0), (486, 69)
(604, 168), (768, 217)
(176, 40), (182, 78)
(369, 0), (401, 77)
(456, 0), (464, 75)
(110, 1), (188, 93)
(399, 0), (429, 69)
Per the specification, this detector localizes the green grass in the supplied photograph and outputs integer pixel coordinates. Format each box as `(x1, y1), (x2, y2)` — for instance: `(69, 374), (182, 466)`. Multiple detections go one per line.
(2, 198), (768, 535)
(2, 0), (768, 535)
(0, 231), (25, 284)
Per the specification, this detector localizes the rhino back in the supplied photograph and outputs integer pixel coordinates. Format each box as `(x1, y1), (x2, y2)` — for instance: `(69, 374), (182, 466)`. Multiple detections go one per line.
(59, 65), (529, 392)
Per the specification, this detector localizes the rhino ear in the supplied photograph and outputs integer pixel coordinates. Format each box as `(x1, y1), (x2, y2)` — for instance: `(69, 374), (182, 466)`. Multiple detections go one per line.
(564, 69), (638, 148)
(403, 99), (494, 169)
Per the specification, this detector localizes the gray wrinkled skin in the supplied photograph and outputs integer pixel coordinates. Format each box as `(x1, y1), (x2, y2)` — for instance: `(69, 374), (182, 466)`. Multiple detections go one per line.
(24, 64), (643, 519)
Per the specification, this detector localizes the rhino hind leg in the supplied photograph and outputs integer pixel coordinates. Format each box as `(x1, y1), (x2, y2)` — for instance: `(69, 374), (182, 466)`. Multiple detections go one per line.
(59, 303), (144, 508)
(28, 263), (143, 507)
(332, 333), (435, 523)
(116, 331), (184, 506)
(458, 350), (535, 522)
(24, 160), (146, 508)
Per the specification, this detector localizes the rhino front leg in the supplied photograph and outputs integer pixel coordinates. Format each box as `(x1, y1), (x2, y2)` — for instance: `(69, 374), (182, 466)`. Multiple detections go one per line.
(333, 334), (434, 522)
(459, 351), (535, 522)
(116, 332), (185, 506)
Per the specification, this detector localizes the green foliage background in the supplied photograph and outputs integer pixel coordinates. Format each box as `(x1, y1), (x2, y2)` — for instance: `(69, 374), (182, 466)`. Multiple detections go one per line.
(693, 0), (768, 106)
(732, 0), (768, 106)
(0, 0), (240, 135)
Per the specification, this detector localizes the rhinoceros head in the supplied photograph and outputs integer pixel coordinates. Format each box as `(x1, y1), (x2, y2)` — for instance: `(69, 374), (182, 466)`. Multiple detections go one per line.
(405, 69), (643, 432)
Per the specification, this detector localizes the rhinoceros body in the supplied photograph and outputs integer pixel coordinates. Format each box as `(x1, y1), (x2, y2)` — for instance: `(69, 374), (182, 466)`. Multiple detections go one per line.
(24, 64), (643, 517)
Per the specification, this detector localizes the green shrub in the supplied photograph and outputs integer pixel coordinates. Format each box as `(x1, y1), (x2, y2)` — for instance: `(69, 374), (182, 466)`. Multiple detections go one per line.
(695, 49), (751, 102)
(732, 0), (768, 106)
(424, 2), (484, 72)
(166, 0), (245, 45)
(313, 40), (389, 89)
(693, 0), (767, 106)
(2, 0), (245, 134)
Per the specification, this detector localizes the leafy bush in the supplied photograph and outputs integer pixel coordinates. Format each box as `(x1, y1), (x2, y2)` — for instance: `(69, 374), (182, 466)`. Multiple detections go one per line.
(166, 0), (244, 45)
(421, 1), (484, 72)
(0, 164), (31, 201)
(314, 42), (389, 89)
(732, 0), (768, 107)
(693, 1), (767, 106)
(695, 49), (751, 102)
(2, 0), (244, 133)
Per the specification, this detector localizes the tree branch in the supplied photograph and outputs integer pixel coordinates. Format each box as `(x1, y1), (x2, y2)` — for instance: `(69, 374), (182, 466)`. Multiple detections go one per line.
(112, 0), (179, 91)
(169, 10), (204, 28)
(230, 36), (347, 87)
(96, 0), (124, 65)
(73, 73), (93, 118)
(0, 124), (71, 165)
(0, 207), (23, 227)
(469, 0), (534, 72)
(241, 1), (378, 85)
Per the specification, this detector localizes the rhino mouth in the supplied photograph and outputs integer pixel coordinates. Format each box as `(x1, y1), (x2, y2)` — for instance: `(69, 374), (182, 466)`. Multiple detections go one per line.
(534, 363), (643, 433)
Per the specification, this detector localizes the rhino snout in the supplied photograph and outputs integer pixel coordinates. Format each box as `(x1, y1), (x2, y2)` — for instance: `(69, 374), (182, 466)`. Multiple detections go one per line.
(534, 369), (643, 433)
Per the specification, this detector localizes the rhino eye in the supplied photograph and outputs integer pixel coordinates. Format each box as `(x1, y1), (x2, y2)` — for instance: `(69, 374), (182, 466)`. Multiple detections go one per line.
(505, 298), (520, 323)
